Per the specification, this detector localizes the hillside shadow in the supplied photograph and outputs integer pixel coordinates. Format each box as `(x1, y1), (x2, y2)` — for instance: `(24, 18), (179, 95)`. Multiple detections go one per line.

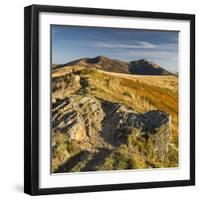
(80, 148), (112, 172)
(100, 101), (125, 147)
(54, 150), (90, 173)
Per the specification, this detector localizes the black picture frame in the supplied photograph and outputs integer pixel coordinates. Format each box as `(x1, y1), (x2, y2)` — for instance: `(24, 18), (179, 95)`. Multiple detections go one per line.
(24, 4), (195, 196)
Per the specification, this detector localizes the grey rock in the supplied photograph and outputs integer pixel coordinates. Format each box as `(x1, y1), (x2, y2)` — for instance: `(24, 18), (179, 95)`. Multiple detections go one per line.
(52, 95), (105, 142)
(52, 96), (171, 167)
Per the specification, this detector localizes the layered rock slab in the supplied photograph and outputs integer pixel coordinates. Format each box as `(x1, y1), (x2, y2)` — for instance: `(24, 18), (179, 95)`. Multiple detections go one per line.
(52, 95), (171, 172)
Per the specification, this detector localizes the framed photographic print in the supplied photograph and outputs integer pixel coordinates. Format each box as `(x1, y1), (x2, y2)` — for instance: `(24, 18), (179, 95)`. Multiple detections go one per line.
(24, 4), (195, 195)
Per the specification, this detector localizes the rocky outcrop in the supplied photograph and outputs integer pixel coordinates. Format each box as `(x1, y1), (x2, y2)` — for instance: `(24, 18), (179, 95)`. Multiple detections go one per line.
(115, 110), (171, 161)
(100, 101), (171, 161)
(52, 96), (105, 142)
(52, 73), (81, 102)
(52, 96), (171, 171)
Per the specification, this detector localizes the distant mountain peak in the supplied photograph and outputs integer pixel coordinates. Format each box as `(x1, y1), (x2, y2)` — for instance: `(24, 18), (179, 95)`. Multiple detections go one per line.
(96, 55), (109, 59)
(131, 59), (161, 68)
(86, 55), (111, 64)
(133, 59), (148, 63)
(129, 59), (172, 75)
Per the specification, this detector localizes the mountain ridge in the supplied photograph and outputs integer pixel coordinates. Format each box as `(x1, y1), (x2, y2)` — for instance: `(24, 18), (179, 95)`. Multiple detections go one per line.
(53, 55), (174, 76)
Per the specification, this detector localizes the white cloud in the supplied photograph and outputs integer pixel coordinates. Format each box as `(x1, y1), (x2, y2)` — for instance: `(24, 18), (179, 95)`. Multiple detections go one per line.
(94, 41), (177, 52)
(95, 41), (156, 49)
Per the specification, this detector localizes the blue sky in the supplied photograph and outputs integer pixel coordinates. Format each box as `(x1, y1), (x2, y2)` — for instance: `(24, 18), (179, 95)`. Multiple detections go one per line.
(52, 25), (179, 73)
